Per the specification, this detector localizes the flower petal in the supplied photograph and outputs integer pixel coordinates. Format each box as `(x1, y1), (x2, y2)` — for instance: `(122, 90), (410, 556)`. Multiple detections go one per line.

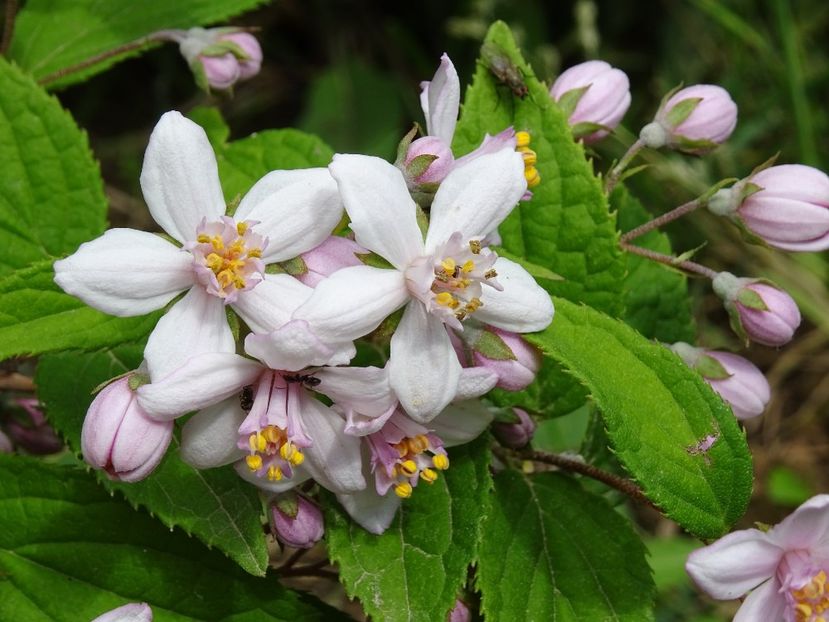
(454, 367), (498, 401)
(314, 366), (396, 418)
(685, 529), (782, 599)
(336, 485), (400, 535)
(770, 494), (829, 551)
(475, 257), (555, 332)
(733, 579), (786, 622)
(143, 287), (235, 382)
(430, 400), (494, 447)
(421, 53), (460, 144)
(91, 602), (153, 622)
(138, 353), (262, 420)
(180, 399), (247, 469)
(231, 273), (313, 334)
(329, 154), (423, 268)
(244, 319), (355, 371)
(293, 265), (409, 342)
(389, 301), (461, 423)
(53, 228), (193, 316)
(425, 148), (526, 253)
(139, 111), (226, 242)
(235, 461), (310, 493)
(234, 168), (344, 262)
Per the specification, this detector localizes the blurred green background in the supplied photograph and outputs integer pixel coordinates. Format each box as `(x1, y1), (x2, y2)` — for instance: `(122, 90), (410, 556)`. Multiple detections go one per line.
(32, 0), (829, 619)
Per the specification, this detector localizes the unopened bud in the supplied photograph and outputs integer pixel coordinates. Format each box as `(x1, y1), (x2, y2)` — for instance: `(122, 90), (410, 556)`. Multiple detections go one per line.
(271, 495), (324, 549)
(713, 272), (801, 346)
(493, 408), (536, 449)
(180, 28), (262, 91)
(91, 602), (153, 622)
(549, 60), (631, 144)
(448, 599), (471, 622)
(472, 328), (541, 391)
(221, 32), (262, 80)
(82, 376), (174, 482)
(297, 236), (366, 287)
(670, 343), (770, 420)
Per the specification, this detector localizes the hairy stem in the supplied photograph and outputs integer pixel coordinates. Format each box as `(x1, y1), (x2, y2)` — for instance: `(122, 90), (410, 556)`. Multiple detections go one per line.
(620, 243), (718, 280)
(620, 199), (702, 243)
(1, 0), (18, 55)
(605, 138), (645, 194)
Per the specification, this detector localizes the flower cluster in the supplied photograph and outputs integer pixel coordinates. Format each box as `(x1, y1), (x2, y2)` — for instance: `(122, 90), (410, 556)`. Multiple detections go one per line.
(54, 55), (553, 535)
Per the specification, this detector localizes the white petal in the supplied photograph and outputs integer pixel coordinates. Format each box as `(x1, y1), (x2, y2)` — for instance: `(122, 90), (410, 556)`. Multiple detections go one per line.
(314, 366), (396, 418)
(336, 483), (401, 535)
(425, 149), (527, 252)
(139, 111), (226, 242)
(235, 461), (309, 493)
(454, 367), (498, 401)
(770, 494), (829, 551)
(298, 392), (366, 493)
(733, 579), (786, 622)
(685, 529), (782, 600)
(180, 399), (247, 468)
(423, 53), (460, 144)
(475, 257), (555, 332)
(143, 287), (235, 381)
(293, 265), (409, 342)
(234, 169), (344, 262)
(389, 301), (461, 423)
(244, 320), (355, 371)
(53, 228), (192, 316)
(232, 273), (313, 334)
(430, 399), (494, 447)
(138, 353), (262, 420)
(329, 154), (423, 268)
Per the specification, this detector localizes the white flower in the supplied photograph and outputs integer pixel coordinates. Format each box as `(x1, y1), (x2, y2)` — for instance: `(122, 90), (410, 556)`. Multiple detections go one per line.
(54, 111), (343, 381)
(293, 149), (553, 422)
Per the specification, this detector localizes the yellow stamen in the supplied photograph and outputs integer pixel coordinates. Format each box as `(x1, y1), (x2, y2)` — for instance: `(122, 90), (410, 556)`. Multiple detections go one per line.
(420, 468), (438, 483)
(267, 465), (283, 481)
(263, 427), (281, 444)
(197, 234), (211, 244)
(515, 131), (531, 148)
(433, 454), (450, 470)
(468, 240), (481, 254)
(399, 460), (418, 477)
(394, 442), (408, 458)
(280, 442), (296, 462)
(248, 248), (262, 258)
(408, 435), (429, 454)
(206, 253), (223, 271)
(394, 482), (413, 499)
(484, 269), (498, 279)
(236, 221), (248, 235)
(521, 149), (538, 166)
(795, 604), (813, 620)
(245, 454), (263, 471)
(465, 297), (482, 313)
(210, 236), (224, 251)
(525, 166), (541, 188)
(289, 450), (304, 467)
(435, 292), (456, 307)
(441, 258), (456, 274)
(461, 260), (475, 273)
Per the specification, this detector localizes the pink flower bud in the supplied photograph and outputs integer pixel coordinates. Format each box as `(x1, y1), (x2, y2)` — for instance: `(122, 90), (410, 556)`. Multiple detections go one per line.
(713, 272), (801, 347)
(220, 32), (262, 80)
(200, 54), (241, 90)
(91, 603), (153, 622)
(493, 408), (536, 449)
(670, 343), (770, 420)
(473, 328), (541, 391)
(179, 27), (261, 91)
(82, 376), (174, 482)
(448, 599), (471, 622)
(297, 236), (366, 287)
(709, 164), (829, 252)
(549, 60), (631, 143)
(641, 84), (737, 154)
(5, 418), (62, 455)
(0, 429), (12, 453)
(405, 136), (455, 184)
(271, 495), (324, 549)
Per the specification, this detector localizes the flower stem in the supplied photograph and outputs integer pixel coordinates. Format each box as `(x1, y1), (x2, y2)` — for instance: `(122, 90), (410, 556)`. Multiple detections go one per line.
(522, 449), (658, 510)
(276, 547), (308, 573)
(604, 138), (645, 194)
(620, 243), (718, 280)
(620, 199), (702, 243)
(1, 0), (18, 55)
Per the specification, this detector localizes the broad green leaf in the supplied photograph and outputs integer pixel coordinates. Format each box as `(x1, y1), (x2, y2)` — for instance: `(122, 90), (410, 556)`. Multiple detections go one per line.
(613, 186), (696, 343)
(9, 0), (269, 88)
(478, 471), (655, 621)
(36, 345), (270, 577)
(325, 435), (491, 622)
(0, 260), (160, 361)
(0, 58), (106, 270)
(453, 22), (626, 418)
(528, 298), (753, 538)
(0, 455), (345, 622)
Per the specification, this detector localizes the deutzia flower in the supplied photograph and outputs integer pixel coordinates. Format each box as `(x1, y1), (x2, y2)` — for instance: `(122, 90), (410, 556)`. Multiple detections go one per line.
(293, 148), (554, 421)
(54, 111), (343, 381)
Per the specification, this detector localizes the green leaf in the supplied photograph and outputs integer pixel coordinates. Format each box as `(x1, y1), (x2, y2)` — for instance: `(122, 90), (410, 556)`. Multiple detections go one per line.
(528, 298), (753, 538)
(478, 470), (655, 621)
(36, 345), (270, 577)
(9, 0), (269, 88)
(0, 58), (106, 270)
(0, 260), (160, 361)
(613, 186), (696, 343)
(325, 435), (491, 622)
(0, 455), (346, 621)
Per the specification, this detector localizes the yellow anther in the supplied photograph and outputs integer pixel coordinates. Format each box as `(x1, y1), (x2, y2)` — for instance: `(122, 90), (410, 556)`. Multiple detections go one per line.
(267, 465), (283, 481)
(455, 310), (467, 321)
(515, 131), (531, 148)
(247, 247), (262, 258)
(206, 253), (223, 270)
(468, 240), (481, 254)
(236, 221), (248, 235)
(394, 442), (408, 458)
(394, 482), (413, 499)
(521, 149), (538, 166)
(280, 442), (296, 462)
(465, 297), (482, 313)
(289, 450), (305, 467)
(408, 435), (429, 454)
(441, 258), (456, 274)
(420, 468), (438, 483)
(461, 260), (475, 273)
(263, 427), (281, 444)
(435, 292), (455, 307)
(249, 432), (266, 453)
(433, 454), (450, 470)
(245, 454), (263, 471)
(484, 269), (498, 279)
(525, 166), (541, 188)
(248, 433), (258, 452)
(210, 236), (225, 251)
(197, 234), (211, 244)
(795, 604), (813, 620)
(399, 460), (418, 476)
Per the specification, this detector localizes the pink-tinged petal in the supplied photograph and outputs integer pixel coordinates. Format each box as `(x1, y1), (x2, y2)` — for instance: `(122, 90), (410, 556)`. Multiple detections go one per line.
(430, 400), (494, 447)
(733, 579), (786, 622)
(475, 257), (554, 332)
(770, 494), (829, 551)
(296, 391), (366, 493)
(425, 149), (527, 253)
(686, 529), (782, 599)
(329, 154), (424, 268)
(180, 399), (246, 468)
(231, 273), (313, 334)
(244, 320), (355, 371)
(389, 301), (461, 423)
(293, 265), (409, 342)
(314, 366), (396, 417)
(53, 229), (192, 316)
(109, 403), (174, 479)
(137, 353), (262, 420)
(234, 169), (343, 262)
(91, 602), (153, 622)
(337, 483), (401, 535)
(422, 53), (460, 144)
(143, 287), (234, 381)
(454, 367), (498, 401)
(342, 404), (397, 437)
(139, 111), (226, 242)
(235, 461), (310, 493)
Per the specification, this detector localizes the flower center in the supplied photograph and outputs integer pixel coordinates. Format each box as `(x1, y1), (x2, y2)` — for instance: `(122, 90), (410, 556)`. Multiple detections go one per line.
(188, 216), (268, 304)
(791, 570), (829, 622)
(242, 425), (305, 482)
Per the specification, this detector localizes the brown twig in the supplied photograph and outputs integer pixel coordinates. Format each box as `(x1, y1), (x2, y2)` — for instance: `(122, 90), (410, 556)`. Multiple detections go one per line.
(275, 547), (308, 573)
(620, 243), (718, 280)
(1, 0), (18, 56)
(0, 372), (35, 392)
(619, 199), (702, 243)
